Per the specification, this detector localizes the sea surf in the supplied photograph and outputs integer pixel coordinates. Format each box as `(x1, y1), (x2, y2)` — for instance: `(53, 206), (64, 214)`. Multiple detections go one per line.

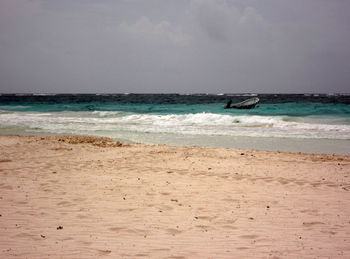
(1, 93), (349, 154)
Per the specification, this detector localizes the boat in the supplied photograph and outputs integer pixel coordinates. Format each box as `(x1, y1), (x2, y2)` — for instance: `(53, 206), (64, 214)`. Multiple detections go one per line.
(224, 97), (259, 109)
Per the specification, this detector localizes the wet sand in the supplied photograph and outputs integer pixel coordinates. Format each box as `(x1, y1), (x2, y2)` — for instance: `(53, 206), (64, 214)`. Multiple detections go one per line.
(0, 135), (350, 258)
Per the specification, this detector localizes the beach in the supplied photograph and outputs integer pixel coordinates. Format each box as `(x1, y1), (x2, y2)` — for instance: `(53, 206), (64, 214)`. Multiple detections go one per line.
(1, 134), (350, 258)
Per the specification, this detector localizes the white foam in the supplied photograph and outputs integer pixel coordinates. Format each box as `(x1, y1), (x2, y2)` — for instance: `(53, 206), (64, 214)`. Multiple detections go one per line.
(33, 93), (53, 96)
(91, 111), (125, 117)
(0, 105), (32, 109)
(1, 111), (350, 140)
(226, 93), (258, 97)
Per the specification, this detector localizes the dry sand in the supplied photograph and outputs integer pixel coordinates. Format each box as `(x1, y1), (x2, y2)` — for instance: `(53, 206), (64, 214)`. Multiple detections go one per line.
(0, 135), (350, 258)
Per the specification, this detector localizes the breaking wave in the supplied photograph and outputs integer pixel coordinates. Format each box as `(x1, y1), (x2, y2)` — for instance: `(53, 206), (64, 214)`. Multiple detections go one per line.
(1, 111), (350, 140)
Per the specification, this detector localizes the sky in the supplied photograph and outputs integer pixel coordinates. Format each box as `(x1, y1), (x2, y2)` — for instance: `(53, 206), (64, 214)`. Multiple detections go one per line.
(0, 0), (349, 94)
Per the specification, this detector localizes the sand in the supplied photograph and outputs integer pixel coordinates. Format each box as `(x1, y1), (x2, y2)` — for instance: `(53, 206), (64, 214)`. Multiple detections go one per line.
(0, 135), (350, 258)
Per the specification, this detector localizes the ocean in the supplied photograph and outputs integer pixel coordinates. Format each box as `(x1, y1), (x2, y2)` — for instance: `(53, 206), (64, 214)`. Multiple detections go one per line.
(1, 93), (350, 154)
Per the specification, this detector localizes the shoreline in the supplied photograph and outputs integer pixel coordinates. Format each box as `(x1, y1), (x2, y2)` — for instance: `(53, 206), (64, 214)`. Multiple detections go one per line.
(1, 134), (350, 258)
(1, 132), (350, 156)
(2, 133), (350, 158)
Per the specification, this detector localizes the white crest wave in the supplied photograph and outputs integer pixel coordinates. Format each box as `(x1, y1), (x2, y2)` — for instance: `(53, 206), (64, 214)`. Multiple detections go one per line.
(0, 111), (350, 140)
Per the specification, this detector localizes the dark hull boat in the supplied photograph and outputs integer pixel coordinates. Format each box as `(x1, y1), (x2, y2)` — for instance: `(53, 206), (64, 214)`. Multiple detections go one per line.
(224, 97), (259, 109)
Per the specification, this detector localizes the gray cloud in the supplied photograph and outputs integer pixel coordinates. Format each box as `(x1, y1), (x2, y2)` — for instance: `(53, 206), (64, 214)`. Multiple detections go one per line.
(0, 0), (349, 93)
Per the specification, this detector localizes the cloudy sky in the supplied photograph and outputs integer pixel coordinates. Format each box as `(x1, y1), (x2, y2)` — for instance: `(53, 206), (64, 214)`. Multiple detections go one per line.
(0, 0), (349, 93)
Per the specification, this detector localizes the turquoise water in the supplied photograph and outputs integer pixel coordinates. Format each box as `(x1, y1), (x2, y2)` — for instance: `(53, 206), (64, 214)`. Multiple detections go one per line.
(1, 101), (350, 117)
(1, 94), (350, 154)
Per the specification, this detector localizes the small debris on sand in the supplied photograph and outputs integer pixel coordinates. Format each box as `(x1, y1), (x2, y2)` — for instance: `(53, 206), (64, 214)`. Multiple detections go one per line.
(56, 136), (123, 147)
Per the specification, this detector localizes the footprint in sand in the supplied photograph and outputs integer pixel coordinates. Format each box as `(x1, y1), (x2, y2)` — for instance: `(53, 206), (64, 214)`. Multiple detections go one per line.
(0, 159), (12, 163)
(1, 185), (13, 190)
(109, 227), (126, 232)
(165, 228), (183, 235)
(56, 201), (73, 207)
(97, 249), (112, 255)
(302, 221), (325, 227)
(221, 224), (238, 230)
(239, 234), (259, 239)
